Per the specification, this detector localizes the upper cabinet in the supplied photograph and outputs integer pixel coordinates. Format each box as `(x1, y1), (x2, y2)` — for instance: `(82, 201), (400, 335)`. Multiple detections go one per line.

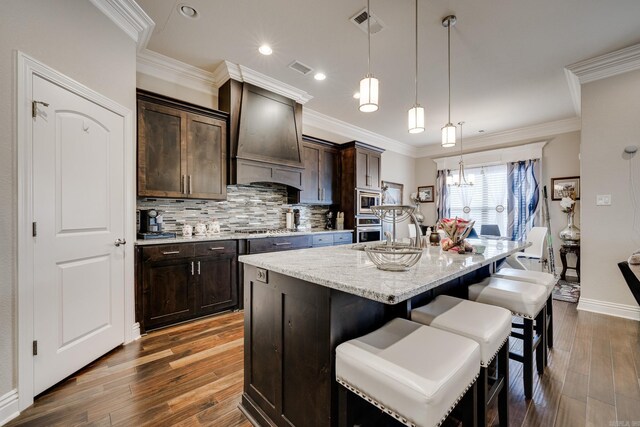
(300, 136), (340, 205)
(341, 141), (384, 191)
(137, 90), (228, 200)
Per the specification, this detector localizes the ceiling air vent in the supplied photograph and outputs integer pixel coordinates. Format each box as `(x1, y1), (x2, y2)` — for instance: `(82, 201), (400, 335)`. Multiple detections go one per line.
(350, 8), (385, 34)
(288, 60), (314, 76)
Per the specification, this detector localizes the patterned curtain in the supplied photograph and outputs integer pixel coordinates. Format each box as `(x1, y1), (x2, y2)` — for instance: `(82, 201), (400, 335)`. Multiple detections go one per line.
(507, 159), (541, 241)
(436, 169), (450, 222)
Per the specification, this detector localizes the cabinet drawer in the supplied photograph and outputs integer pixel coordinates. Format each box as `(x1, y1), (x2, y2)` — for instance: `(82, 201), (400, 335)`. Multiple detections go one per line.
(142, 244), (194, 261)
(248, 235), (312, 254)
(195, 240), (237, 257)
(333, 233), (353, 245)
(312, 234), (333, 247)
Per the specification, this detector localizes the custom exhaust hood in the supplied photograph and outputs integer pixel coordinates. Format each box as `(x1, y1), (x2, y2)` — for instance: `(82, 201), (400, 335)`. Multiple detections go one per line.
(219, 77), (309, 192)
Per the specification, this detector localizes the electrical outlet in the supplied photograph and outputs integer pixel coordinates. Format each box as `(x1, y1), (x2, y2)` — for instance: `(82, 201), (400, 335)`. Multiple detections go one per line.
(256, 268), (268, 283)
(596, 194), (611, 206)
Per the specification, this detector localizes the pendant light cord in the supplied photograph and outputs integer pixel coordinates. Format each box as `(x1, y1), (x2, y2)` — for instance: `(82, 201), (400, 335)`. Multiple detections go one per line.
(414, 0), (418, 105)
(367, 0), (371, 77)
(447, 20), (451, 123)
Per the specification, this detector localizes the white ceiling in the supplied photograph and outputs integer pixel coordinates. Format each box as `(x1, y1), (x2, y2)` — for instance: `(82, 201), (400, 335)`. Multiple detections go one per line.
(136, 0), (640, 148)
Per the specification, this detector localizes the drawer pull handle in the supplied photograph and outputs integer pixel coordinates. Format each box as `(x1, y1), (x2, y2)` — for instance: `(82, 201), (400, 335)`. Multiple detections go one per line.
(274, 242), (292, 246)
(208, 247), (225, 251)
(162, 251), (180, 255)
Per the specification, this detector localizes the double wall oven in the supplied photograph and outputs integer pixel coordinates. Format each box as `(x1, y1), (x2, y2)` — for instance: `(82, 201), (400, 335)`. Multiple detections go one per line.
(355, 190), (383, 243)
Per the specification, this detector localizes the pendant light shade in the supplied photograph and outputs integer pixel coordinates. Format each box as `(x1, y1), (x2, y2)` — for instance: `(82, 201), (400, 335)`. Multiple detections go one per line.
(448, 121), (474, 186)
(359, 75), (379, 112)
(441, 123), (456, 147)
(408, 105), (425, 133)
(441, 15), (457, 147)
(359, 0), (378, 113)
(407, 0), (424, 133)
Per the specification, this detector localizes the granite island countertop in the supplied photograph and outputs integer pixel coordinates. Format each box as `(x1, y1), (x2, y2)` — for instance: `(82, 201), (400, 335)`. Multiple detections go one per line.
(239, 238), (529, 304)
(135, 229), (353, 246)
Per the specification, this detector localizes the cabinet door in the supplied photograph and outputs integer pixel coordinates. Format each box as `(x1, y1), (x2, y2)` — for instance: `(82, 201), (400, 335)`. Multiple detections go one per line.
(368, 152), (381, 190)
(301, 143), (321, 203)
(186, 113), (227, 200)
(320, 148), (339, 204)
(143, 259), (194, 329)
(195, 253), (237, 315)
(137, 101), (187, 198)
(355, 150), (369, 188)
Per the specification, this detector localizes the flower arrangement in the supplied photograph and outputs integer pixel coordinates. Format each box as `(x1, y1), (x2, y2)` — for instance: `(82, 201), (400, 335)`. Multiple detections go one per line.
(559, 189), (577, 214)
(438, 217), (475, 253)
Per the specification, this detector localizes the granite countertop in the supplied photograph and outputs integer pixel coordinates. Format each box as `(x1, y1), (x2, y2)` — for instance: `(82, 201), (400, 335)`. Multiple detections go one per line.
(238, 238), (529, 304)
(135, 229), (353, 246)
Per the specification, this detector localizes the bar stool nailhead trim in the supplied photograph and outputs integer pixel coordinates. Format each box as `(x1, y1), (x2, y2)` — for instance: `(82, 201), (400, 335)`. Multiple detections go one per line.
(336, 374), (480, 427)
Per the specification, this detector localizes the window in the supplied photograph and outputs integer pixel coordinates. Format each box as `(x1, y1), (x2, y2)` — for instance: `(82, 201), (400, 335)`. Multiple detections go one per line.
(449, 164), (508, 236)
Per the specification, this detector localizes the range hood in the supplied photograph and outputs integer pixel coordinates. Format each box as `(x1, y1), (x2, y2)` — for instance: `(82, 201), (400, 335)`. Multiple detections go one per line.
(219, 80), (305, 190)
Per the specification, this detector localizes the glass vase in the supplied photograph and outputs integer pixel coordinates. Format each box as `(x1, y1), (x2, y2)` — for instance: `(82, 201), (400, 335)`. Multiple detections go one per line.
(559, 211), (580, 245)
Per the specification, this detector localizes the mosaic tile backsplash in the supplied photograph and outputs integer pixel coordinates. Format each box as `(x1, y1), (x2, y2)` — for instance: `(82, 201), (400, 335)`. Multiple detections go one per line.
(137, 184), (332, 233)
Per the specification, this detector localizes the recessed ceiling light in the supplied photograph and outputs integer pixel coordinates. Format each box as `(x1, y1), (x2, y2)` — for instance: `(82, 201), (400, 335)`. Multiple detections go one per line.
(178, 4), (199, 19)
(258, 45), (273, 56)
(353, 92), (360, 99)
(478, 130), (485, 133)
(314, 72), (326, 81)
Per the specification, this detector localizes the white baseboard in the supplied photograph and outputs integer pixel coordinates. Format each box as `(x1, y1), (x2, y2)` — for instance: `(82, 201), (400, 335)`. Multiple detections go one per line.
(0, 390), (19, 426)
(130, 322), (141, 342)
(577, 297), (640, 321)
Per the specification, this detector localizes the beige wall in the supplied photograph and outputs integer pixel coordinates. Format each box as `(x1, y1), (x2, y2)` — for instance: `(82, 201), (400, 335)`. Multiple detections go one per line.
(0, 0), (136, 397)
(581, 69), (640, 310)
(381, 150), (417, 239)
(136, 72), (218, 109)
(414, 131), (581, 272)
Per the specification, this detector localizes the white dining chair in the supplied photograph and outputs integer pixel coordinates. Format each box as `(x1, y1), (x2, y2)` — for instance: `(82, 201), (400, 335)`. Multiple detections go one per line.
(515, 226), (548, 262)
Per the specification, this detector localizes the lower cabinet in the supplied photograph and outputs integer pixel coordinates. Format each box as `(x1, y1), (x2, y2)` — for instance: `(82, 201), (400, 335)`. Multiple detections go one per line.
(138, 241), (238, 331)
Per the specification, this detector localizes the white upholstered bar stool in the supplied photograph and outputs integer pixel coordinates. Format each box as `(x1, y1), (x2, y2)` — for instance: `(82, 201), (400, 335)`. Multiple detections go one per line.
(494, 268), (557, 351)
(335, 318), (480, 427)
(411, 296), (511, 427)
(468, 277), (548, 399)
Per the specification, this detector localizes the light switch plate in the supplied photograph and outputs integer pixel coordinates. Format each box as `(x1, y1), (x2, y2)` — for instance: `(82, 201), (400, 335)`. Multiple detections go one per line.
(256, 268), (268, 283)
(596, 194), (611, 206)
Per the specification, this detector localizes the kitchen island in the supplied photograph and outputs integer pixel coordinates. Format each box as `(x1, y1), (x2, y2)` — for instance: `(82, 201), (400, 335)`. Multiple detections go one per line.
(238, 239), (527, 427)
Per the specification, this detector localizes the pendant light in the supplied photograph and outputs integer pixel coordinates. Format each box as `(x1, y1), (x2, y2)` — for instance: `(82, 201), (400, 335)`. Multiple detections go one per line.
(359, 0), (379, 112)
(447, 121), (474, 186)
(407, 0), (424, 133)
(441, 15), (457, 147)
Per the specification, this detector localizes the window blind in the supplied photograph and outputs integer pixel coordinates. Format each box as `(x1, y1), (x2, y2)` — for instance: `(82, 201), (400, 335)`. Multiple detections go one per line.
(449, 164), (508, 236)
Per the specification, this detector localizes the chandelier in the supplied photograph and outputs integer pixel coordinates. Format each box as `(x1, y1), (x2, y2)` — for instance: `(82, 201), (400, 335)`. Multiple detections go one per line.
(447, 121), (475, 187)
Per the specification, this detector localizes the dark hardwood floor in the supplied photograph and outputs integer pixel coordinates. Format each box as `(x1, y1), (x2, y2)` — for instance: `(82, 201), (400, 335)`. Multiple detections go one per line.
(7, 300), (640, 426)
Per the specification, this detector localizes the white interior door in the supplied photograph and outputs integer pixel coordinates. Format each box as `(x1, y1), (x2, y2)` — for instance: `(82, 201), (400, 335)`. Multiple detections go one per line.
(32, 74), (126, 395)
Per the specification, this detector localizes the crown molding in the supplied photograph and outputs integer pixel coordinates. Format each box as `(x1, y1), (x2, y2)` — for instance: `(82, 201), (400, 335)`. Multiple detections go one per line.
(212, 60), (242, 85)
(564, 68), (582, 116)
(137, 49), (218, 95)
(212, 62), (313, 104)
(415, 117), (581, 158)
(432, 141), (548, 170)
(566, 43), (640, 84)
(303, 109), (418, 157)
(89, 0), (154, 51)
(564, 43), (640, 117)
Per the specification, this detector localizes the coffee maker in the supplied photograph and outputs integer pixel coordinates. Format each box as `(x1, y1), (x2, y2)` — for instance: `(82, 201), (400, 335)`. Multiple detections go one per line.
(139, 209), (161, 233)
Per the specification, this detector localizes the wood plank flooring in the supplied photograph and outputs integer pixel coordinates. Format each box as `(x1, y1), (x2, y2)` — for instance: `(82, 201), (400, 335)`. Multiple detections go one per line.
(7, 301), (640, 426)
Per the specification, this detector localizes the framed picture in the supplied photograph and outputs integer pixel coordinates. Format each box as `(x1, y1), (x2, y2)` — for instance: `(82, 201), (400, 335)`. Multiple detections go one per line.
(551, 176), (580, 201)
(417, 185), (434, 203)
(381, 181), (403, 205)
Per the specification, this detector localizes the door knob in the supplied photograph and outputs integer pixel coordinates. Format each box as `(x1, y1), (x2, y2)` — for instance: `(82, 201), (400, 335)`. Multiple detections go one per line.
(114, 238), (127, 247)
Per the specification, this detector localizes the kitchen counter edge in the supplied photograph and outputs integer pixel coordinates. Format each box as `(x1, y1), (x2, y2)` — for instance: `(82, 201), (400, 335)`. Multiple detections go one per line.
(135, 229), (353, 246)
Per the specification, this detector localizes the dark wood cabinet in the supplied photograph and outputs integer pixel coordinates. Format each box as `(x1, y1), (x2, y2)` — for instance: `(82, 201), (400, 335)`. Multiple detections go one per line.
(300, 136), (340, 205)
(354, 147), (381, 190)
(137, 90), (228, 200)
(137, 240), (238, 331)
(339, 141), (385, 230)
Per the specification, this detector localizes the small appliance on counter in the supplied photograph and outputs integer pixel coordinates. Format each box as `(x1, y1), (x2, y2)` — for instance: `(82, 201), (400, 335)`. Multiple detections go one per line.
(137, 209), (176, 240)
(325, 211), (334, 230)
